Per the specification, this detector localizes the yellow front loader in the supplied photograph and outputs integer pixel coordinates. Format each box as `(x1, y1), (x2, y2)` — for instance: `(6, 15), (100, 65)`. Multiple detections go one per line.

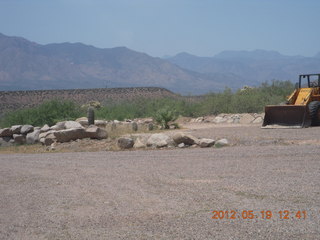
(262, 74), (320, 128)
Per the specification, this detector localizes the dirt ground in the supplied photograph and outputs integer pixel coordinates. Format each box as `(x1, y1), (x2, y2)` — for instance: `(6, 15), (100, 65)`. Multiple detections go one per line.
(0, 123), (319, 239)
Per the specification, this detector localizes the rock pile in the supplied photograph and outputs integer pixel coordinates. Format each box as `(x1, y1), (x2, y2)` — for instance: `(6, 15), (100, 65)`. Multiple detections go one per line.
(0, 121), (107, 147)
(190, 113), (264, 124)
(117, 132), (229, 150)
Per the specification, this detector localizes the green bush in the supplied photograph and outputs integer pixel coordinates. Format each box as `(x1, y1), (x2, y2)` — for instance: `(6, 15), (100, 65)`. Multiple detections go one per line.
(153, 107), (178, 129)
(0, 100), (83, 128)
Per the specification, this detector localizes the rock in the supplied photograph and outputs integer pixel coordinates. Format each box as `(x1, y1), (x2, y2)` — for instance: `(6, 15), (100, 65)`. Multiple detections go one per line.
(173, 132), (199, 145)
(39, 130), (55, 139)
(40, 137), (55, 146)
(0, 128), (13, 137)
(40, 131), (57, 146)
(13, 134), (26, 144)
(76, 117), (89, 127)
(147, 133), (171, 148)
(76, 117), (88, 122)
(133, 137), (146, 148)
(94, 120), (107, 128)
(215, 139), (229, 148)
(252, 116), (263, 124)
(50, 142), (56, 151)
(117, 137), (134, 149)
(11, 125), (22, 134)
(178, 143), (185, 148)
(26, 129), (40, 144)
(40, 124), (50, 133)
(64, 121), (83, 129)
(53, 128), (86, 143)
(232, 115), (241, 124)
(113, 120), (120, 124)
(199, 138), (215, 148)
(78, 120), (88, 127)
(50, 121), (65, 131)
(0, 137), (14, 147)
(41, 130), (56, 139)
(204, 116), (215, 123)
(213, 116), (227, 124)
(239, 114), (255, 124)
(195, 117), (204, 122)
(20, 125), (34, 134)
(85, 126), (108, 139)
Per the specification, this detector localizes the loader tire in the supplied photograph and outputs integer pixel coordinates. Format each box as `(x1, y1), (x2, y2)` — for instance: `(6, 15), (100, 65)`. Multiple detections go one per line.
(308, 101), (320, 126)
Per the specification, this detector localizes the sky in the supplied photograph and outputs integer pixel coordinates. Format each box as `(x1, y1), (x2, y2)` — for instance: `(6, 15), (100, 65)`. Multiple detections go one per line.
(0, 0), (319, 57)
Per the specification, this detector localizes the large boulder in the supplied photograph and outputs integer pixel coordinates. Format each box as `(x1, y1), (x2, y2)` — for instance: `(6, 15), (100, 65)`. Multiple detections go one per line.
(0, 137), (14, 147)
(50, 122), (66, 131)
(173, 132), (199, 145)
(26, 129), (40, 144)
(20, 125), (34, 134)
(11, 125), (22, 134)
(40, 137), (55, 146)
(94, 120), (107, 128)
(133, 137), (147, 148)
(147, 133), (172, 148)
(215, 138), (229, 148)
(53, 128), (86, 143)
(252, 116), (263, 124)
(199, 138), (215, 148)
(213, 116), (227, 124)
(13, 134), (26, 145)
(40, 124), (50, 133)
(239, 114), (255, 124)
(39, 130), (56, 139)
(0, 128), (13, 137)
(85, 126), (108, 139)
(117, 137), (134, 149)
(76, 117), (89, 127)
(64, 121), (83, 129)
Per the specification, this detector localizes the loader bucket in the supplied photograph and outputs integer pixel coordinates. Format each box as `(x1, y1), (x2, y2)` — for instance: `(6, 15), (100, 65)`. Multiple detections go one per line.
(262, 105), (311, 128)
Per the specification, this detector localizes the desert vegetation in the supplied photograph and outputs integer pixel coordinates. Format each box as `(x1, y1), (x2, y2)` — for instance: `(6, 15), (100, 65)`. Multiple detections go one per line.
(0, 81), (294, 128)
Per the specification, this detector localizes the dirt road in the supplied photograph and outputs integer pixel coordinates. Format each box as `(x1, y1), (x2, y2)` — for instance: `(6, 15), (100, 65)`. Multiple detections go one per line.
(1, 125), (319, 239)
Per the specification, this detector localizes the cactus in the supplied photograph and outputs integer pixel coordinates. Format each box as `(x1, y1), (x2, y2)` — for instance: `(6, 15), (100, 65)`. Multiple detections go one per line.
(87, 107), (95, 125)
(148, 123), (154, 131)
(132, 122), (138, 131)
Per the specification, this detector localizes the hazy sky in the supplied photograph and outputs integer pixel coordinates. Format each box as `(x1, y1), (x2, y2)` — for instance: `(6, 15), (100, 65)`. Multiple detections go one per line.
(0, 0), (319, 57)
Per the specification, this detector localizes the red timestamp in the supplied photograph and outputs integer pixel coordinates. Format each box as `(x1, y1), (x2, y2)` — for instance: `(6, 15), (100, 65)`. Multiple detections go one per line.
(211, 210), (307, 220)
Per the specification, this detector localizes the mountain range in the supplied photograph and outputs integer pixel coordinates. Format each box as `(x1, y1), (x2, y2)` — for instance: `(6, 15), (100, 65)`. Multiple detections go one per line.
(166, 50), (320, 89)
(0, 32), (319, 94)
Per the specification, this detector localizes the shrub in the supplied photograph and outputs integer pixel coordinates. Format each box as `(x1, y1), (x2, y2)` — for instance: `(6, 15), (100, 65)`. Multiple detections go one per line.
(153, 107), (177, 129)
(0, 100), (83, 127)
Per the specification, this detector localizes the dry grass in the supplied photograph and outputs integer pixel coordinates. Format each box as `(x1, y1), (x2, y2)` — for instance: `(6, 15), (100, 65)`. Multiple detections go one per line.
(0, 144), (47, 154)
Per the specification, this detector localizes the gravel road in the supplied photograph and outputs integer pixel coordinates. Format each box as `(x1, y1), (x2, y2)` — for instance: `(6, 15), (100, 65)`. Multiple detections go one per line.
(0, 125), (319, 239)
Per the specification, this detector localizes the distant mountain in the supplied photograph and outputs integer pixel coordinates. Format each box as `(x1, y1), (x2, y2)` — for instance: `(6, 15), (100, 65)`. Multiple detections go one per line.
(0, 33), (226, 94)
(1, 33), (319, 95)
(167, 50), (320, 86)
(315, 52), (320, 58)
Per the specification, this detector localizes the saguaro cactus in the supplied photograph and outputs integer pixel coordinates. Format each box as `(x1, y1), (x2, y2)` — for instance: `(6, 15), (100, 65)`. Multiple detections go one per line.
(87, 107), (95, 125)
(132, 122), (138, 131)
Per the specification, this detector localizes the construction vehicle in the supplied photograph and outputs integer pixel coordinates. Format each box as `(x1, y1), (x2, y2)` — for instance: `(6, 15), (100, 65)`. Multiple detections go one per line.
(262, 74), (320, 128)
